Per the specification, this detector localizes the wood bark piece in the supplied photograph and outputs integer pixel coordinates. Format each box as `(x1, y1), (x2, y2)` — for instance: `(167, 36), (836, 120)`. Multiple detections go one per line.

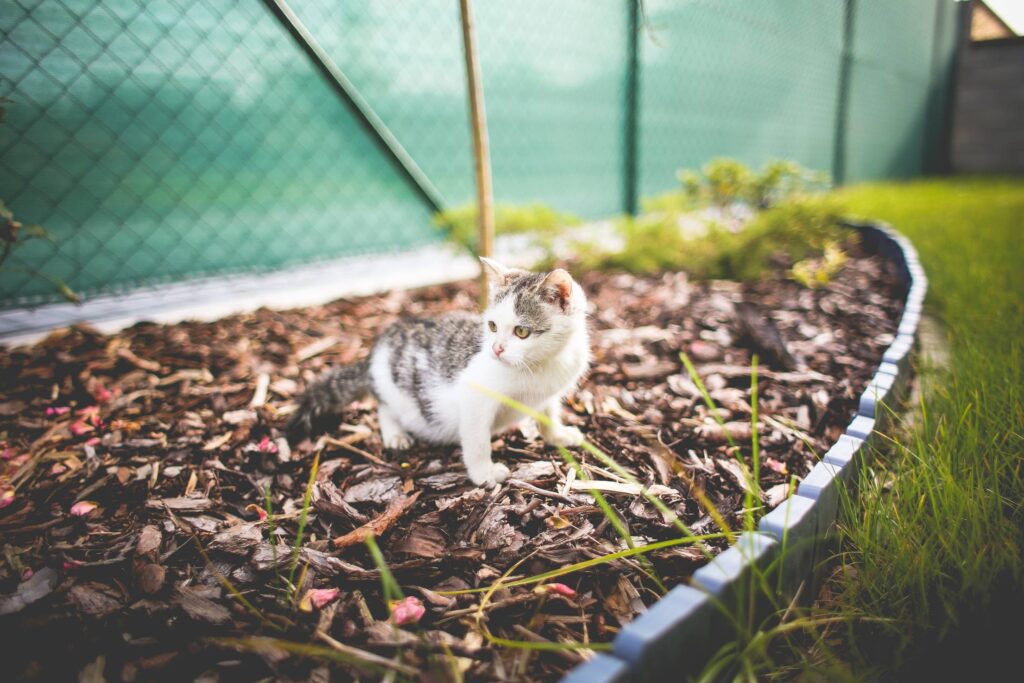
(332, 490), (422, 548)
(735, 301), (798, 370)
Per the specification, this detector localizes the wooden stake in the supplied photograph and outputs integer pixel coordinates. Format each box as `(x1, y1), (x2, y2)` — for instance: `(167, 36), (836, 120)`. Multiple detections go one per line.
(459, 0), (495, 309)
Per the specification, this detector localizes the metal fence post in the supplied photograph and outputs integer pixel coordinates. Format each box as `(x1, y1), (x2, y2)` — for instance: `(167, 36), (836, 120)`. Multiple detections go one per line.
(623, 0), (640, 216)
(930, 0), (972, 175)
(832, 0), (856, 186)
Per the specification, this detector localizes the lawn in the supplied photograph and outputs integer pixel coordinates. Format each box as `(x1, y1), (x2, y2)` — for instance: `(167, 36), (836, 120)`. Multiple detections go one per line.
(804, 178), (1024, 679)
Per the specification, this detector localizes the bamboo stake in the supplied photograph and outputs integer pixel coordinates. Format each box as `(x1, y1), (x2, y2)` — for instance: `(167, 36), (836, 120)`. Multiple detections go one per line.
(459, 0), (495, 308)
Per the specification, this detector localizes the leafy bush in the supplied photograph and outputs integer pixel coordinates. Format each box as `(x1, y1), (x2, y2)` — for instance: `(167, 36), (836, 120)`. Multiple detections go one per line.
(640, 188), (697, 215)
(575, 196), (849, 282)
(672, 157), (830, 212)
(433, 203), (580, 255)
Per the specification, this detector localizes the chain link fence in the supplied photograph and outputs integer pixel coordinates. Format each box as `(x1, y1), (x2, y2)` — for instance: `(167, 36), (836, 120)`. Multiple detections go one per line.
(0, 0), (960, 309)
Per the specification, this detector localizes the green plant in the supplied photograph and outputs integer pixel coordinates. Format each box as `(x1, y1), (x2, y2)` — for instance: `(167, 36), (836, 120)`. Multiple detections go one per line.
(434, 202), (580, 255)
(0, 200), (78, 303)
(640, 188), (697, 215)
(574, 196), (849, 282)
(678, 158), (829, 211)
(706, 197), (848, 282)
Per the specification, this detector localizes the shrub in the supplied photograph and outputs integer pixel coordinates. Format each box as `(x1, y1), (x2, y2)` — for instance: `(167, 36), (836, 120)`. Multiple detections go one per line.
(433, 203), (580, 255)
(575, 196), (849, 282)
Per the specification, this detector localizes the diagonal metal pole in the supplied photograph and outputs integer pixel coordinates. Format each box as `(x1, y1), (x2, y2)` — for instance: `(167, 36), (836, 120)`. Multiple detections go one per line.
(261, 0), (445, 212)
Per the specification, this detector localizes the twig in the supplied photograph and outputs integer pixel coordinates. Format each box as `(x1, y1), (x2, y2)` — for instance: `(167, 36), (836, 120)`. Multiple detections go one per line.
(249, 372), (270, 408)
(319, 435), (394, 468)
(507, 478), (576, 504)
(511, 625), (584, 664)
(296, 336), (339, 362)
(315, 629), (418, 676)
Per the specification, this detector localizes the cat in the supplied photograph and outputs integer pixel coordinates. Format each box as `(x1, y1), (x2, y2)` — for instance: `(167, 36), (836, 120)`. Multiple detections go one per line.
(287, 257), (591, 487)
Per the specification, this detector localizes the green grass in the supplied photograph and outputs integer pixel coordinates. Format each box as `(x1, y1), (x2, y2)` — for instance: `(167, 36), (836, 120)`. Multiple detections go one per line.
(819, 178), (1024, 674)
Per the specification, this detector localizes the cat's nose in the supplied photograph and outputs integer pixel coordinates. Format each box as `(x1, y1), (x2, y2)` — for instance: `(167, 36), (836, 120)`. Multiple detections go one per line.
(492, 342), (505, 358)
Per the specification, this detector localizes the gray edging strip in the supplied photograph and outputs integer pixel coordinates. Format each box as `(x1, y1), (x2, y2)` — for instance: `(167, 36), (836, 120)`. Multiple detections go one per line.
(562, 220), (927, 682)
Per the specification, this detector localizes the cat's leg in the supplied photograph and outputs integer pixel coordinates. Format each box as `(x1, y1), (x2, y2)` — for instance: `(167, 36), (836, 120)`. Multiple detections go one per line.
(459, 397), (509, 487)
(538, 397), (584, 448)
(378, 402), (414, 450)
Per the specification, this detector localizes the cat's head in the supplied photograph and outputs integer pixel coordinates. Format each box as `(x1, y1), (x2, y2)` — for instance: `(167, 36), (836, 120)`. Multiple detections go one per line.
(479, 257), (586, 367)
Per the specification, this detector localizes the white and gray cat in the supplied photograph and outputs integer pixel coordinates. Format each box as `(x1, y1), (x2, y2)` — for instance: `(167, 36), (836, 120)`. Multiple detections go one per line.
(287, 258), (591, 486)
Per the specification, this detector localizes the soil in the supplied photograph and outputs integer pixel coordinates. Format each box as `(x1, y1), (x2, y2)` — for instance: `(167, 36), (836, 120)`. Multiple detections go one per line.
(0, 250), (904, 682)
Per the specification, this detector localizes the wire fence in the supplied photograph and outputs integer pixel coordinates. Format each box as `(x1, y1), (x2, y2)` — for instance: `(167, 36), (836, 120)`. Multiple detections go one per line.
(0, 0), (961, 308)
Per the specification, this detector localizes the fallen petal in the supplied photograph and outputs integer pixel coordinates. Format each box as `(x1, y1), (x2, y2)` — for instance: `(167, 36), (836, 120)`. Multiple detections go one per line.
(534, 583), (577, 598)
(70, 421), (94, 436)
(245, 503), (268, 521)
(91, 385), (114, 404)
(70, 501), (98, 517)
(0, 488), (14, 509)
(46, 406), (71, 416)
(390, 596), (425, 625)
(299, 587), (340, 612)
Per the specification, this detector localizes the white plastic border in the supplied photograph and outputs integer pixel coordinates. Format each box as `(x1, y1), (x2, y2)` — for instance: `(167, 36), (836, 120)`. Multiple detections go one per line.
(564, 221), (927, 682)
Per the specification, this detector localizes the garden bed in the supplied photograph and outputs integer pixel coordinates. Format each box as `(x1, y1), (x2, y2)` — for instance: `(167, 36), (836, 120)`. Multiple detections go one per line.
(0, 246), (904, 682)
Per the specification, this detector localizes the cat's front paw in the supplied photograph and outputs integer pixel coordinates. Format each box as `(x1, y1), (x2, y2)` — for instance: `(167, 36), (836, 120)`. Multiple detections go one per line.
(467, 462), (510, 488)
(547, 425), (584, 448)
(383, 431), (414, 450)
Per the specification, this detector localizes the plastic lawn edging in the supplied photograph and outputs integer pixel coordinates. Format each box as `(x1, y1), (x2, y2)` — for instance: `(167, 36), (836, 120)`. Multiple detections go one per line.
(561, 221), (926, 682)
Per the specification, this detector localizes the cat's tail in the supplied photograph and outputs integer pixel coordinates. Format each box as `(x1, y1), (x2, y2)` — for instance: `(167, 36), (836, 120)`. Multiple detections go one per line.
(286, 359), (373, 443)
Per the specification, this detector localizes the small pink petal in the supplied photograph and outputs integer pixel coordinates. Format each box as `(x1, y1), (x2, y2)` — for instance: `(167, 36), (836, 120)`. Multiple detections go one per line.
(299, 587), (340, 612)
(63, 560), (83, 571)
(70, 421), (94, 436)
(70, 500), (98, 517)
(765, 458), (788, 474)
(46, 406), (71, 416)
(9, 453), (30, 467)
(257, 436), (278, 454)
(83, 437), (102, 447)
(77, 405), (100, 419)
(21, 568), (34, 581)
(0, 488), (14, 509)
(245, 503), (268, 521)
(390, 596), (425, 625)
(50, 463), (67, 475)
(2, 447), (17, 460)
(92, 385), (114, 404)
(535, 583), (577, 598)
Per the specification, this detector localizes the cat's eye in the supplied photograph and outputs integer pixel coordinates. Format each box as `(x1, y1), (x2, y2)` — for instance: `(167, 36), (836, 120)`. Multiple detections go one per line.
(488, 320), (496, 332)
(513, 325), (531, 339)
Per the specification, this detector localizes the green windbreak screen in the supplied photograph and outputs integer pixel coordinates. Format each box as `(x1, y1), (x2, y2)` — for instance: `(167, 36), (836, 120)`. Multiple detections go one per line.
(0, 1), (441, 306)
(638, 0), (845, 198)
(843, 0), (954, 181)
(1, 0), (959, 309)
(285, 0), (628, 216)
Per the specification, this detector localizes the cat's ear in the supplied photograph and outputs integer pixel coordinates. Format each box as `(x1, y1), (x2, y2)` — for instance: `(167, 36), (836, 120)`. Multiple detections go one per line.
(479, 256), (512, 286)
(542, 268), (575, 312)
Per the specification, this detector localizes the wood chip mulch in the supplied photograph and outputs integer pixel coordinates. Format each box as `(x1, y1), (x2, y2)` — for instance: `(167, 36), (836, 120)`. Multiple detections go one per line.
(0, 250), (904, 682)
